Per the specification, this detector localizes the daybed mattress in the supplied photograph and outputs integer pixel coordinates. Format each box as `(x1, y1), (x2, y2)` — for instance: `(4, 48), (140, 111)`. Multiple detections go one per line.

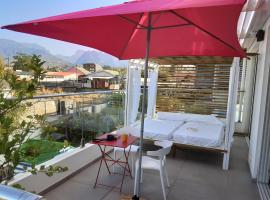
(172, 121), (225, 147)
(132, 119), (184, 140)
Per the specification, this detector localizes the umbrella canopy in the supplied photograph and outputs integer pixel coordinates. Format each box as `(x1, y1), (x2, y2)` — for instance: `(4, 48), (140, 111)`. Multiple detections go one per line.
(2, 0), (246, 59)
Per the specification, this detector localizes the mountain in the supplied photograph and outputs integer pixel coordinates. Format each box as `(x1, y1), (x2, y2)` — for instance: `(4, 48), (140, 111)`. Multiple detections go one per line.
(0, 39), (70, 68)
(56, 50), (85, 64)
(74, 50), (128, 67)
(0, 39), (128, 68)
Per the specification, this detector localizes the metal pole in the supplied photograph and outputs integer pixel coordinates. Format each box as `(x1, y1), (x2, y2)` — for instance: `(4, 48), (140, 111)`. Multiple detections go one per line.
(134, 12), (152, 199)
(81, 93), (85, 147)
(7, 57), (10, 68)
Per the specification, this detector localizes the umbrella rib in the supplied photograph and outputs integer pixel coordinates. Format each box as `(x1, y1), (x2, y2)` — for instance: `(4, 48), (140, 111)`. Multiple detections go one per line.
(152, 23), (191, 30)
(119, 15), (147, 29)
(118, 13), (145, 58)
(151, 11), (164, 26)
(170, 10), (238, 52)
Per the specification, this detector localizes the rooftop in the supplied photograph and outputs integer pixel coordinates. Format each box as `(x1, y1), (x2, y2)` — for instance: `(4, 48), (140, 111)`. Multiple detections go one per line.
(85, 71), (117, 79)
(67, 67), (90, 75)
(46, 71), (76, 77)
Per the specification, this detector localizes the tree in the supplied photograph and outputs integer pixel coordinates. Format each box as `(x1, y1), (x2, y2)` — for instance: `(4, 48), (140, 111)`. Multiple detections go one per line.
(0, 55), (66, 184)
(12, 54), (45, 72)
(117, 68), (127, 89)
(12, 54), (31, 71)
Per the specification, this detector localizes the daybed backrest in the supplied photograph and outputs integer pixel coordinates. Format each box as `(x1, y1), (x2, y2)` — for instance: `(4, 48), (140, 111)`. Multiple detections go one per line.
(157, 112), (224, 126)
(157, 112), (187, 121)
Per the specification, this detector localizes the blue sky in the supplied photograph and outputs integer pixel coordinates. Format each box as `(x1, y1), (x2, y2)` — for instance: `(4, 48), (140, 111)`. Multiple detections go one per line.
(0, 0), (126, 56)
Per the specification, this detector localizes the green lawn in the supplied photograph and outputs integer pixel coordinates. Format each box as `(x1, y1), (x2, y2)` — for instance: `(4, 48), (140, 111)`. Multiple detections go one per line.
(20, 139), (65, 165)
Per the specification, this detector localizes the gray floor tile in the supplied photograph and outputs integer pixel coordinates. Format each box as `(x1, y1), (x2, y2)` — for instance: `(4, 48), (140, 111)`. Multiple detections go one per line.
(44, 181), (109, 200)
(168, 179), (227, 200)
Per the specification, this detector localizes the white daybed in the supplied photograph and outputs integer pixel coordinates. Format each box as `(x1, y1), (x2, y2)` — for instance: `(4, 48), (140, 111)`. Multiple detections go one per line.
(125, 112), (225, 147)
(124, 112), (228, 169)
(125, 58), (240, 170)
(157, 112), (225, 148)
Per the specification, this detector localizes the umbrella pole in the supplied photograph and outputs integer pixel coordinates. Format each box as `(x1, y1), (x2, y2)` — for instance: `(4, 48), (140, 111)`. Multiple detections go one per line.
(133, 12), (152, 200)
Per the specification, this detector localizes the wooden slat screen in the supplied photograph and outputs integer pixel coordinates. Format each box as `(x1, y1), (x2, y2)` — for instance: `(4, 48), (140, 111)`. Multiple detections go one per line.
(156, 65), (231, 118)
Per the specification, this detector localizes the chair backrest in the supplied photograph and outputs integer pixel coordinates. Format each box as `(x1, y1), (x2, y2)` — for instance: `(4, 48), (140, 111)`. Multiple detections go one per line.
(147, 140), (173, 158)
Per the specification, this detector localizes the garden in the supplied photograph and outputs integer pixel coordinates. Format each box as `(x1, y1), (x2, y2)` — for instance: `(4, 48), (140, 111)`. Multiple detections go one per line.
(40, 92), (125, 147)
(19, 139), (66, 166)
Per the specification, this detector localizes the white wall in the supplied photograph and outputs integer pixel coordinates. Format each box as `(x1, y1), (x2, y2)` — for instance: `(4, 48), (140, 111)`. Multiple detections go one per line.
(41, 77), (65, 82)
(235, 57), (256, 133)
(241, 58), (257, 133)
(248, 18), (270, 179)
(64, 74), (77, 81)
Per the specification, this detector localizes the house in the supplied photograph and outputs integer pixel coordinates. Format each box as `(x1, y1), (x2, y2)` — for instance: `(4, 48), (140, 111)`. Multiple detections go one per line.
(80, 70), (120, 89)
(66, 66), (90, 75)
(82, 63), (103, 73)
(15, 70), (33, 80)
(42, 71), (78, 82)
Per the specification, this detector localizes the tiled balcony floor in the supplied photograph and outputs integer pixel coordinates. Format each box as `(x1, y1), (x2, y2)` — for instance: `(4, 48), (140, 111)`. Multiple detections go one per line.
(44, 137), (260, 200)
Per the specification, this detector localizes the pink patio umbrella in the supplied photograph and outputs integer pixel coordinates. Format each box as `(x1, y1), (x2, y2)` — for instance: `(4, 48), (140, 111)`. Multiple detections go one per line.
(2, 0), (246, 199)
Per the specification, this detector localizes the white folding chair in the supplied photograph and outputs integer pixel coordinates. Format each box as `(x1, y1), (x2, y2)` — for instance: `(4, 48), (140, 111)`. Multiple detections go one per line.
(113, 145), (140, 176)
(134, 140), (173, 200)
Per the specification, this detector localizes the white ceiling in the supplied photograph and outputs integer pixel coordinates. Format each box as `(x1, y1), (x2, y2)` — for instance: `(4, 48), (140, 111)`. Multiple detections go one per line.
(238, 0), (270, 52)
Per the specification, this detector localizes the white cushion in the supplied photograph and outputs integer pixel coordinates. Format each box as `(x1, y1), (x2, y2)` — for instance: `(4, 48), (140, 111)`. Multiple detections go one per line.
(131, 119), (184, 140)
(173, 121), (225, 147)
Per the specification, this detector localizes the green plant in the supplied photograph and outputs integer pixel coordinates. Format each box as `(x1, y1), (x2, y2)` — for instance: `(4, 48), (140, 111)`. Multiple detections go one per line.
(108, 92), (124, 107)
(12, 183), (26, 190)
(64, 140), (69, 148)
(0, 55), (44, 173)
(20, 139), (65, 165)
(12, 54), (45, 72)
(23, 143), (41, 157)
(0, 54), (67, 184)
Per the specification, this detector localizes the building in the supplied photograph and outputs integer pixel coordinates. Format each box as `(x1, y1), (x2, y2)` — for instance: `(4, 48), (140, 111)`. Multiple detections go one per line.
(238, 1), (270, 197)
(15, 70), (33, 80)
(42, 71), (78, 82)
(66, 66), (90, 75)
(80, 70), (120, 89)
(82, 63), (103, 73)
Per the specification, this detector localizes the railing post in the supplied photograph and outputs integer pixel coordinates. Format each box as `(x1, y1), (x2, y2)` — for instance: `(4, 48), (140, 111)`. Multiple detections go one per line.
(223, 57), (240, 170)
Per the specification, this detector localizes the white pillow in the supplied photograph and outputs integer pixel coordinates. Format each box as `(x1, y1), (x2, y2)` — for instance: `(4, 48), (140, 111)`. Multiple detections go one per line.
(157, 112), (187, 121)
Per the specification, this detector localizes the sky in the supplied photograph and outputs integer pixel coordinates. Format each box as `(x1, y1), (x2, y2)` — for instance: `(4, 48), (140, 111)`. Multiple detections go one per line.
(0, 0), (126, 56)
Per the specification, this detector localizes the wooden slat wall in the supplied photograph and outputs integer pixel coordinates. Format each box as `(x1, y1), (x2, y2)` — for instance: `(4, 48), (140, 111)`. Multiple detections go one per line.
(156, 65), (231, 118)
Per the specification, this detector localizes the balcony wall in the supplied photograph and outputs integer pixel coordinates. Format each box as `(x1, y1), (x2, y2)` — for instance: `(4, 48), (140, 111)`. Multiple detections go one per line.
(6, 90), (124, 193)
(9, 144), (112, 194)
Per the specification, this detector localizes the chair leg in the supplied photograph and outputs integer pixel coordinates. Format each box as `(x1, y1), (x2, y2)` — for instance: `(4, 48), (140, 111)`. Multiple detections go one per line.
(140, 169), (143, 183)
(134, 165), (138, 195)
(113, 150), (116, 173)
(131, 156), (134, 176)
(160, 168), (167, 200)
(164, 167), (170, 187)
(163, 160), (170, 187)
